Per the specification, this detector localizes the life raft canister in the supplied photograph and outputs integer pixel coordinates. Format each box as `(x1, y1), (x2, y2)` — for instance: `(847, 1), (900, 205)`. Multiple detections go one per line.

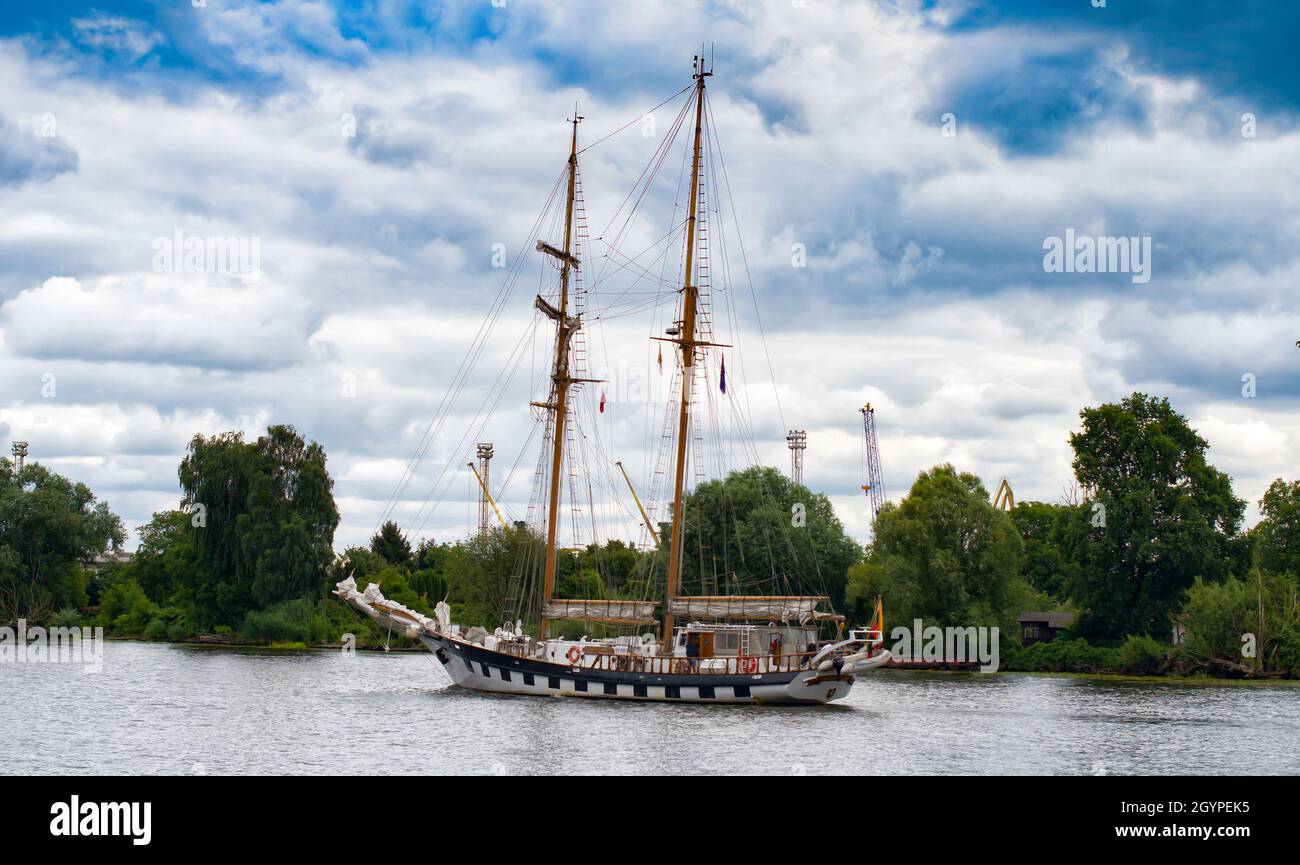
(566, 645), (582, 665)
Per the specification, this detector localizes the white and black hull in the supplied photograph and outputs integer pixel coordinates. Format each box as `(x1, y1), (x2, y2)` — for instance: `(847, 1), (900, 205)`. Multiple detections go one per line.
(421, 631), (856, 705)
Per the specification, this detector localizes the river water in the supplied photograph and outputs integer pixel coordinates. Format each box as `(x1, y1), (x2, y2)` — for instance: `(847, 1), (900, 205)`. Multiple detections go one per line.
(3, 641), (1296, 775)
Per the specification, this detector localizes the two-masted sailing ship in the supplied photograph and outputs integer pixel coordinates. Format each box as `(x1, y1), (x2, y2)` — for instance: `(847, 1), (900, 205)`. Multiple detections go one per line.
(336, 57), (889, 704)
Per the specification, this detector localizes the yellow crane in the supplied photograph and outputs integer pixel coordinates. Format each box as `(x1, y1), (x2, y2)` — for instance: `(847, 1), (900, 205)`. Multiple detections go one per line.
(993, 477), (1015, 511)
(615, 460), (661, 549)
(467, 462), (508, 530)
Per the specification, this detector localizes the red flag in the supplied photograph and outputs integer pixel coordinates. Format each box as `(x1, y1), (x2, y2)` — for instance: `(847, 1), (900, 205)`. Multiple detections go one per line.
(599, 391), (606, 413)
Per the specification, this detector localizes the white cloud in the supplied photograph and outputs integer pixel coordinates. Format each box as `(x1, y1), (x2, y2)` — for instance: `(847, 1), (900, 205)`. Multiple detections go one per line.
(1, 1), (1296, 552)
(2, 276), (312, 370)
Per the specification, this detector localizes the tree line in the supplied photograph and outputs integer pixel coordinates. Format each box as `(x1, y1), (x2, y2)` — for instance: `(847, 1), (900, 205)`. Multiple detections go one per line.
(3, 392), (1296, 675)
(846, 393), (1300, 677)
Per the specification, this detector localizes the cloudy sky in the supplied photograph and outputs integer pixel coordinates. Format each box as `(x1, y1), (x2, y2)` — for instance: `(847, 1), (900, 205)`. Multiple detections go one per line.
(2, 0), (1297, 551)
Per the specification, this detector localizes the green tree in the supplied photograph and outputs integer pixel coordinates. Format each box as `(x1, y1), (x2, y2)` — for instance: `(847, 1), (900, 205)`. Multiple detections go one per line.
(1068, 393), (1245, 642)
(0, 459), (124, 624)
(1010, 500), (1086, 601)
(846, 464), (1031, 630)
(1254, 478), (1300, 576)
(96, 578), (156, 636)
(331, 545), (386, 584)
(447, 524), (540, 627)
(179, 425), (339, 624)
(667, 466), (860, 609)
(371, 520), (413, 567)
(129, 510), (192, 604)
(177, 431), (255, 594)
(410, 539), (451, 603)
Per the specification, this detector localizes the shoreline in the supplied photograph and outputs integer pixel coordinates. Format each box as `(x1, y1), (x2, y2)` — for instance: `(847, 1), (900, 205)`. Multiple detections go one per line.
(104, 635), (426, 653)
(100, 636), (1300, 681)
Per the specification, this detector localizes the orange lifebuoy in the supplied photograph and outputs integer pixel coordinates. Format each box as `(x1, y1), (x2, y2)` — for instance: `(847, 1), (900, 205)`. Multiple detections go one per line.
(566, 645), (582, 665)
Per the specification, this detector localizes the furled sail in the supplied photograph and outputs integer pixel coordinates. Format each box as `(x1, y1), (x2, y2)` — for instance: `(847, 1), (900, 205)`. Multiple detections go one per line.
(666, 595), (828, 622)
(542, 599), (658, 624)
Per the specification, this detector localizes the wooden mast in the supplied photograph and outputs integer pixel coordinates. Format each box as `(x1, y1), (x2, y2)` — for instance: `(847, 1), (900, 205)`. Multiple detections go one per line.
(662, 57), (711, 642)
(538, 111), (582, 640)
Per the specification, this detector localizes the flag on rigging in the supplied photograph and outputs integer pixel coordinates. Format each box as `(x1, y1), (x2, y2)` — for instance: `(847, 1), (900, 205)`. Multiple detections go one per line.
(869, 596), (884, 637)
(719, 353), (727, 394)
(656, 345), (662, 371)
(599, 391), (606, 413)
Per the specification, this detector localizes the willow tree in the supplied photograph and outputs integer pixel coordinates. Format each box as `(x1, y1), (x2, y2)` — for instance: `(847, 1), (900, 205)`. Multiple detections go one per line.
(179, 425), (339, 622)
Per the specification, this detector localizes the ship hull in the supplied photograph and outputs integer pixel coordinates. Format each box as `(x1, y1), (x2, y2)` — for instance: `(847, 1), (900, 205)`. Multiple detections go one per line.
(420, 632), (854, 705)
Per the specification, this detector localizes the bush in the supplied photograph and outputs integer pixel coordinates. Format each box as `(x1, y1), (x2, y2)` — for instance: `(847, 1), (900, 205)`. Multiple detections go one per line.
(48, 607), (84, 629)
(240, 599), (335, 645)
(97, 579), (157, 636)
(145, 617), (169, 641)
(1273, 631), (1300, 678)
(1117, 634), (1168, 674)
(1002, 638), (1121, 673)
(165, 615), (196, 641)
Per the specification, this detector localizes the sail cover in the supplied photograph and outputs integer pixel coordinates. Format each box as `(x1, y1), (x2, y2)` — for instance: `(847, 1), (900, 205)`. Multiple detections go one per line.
(667, 595), (828, 622)
(543, 599), (658, 624)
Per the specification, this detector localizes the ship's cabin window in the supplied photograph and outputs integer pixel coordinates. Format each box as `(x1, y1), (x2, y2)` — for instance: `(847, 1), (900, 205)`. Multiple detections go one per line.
(715, 632), (740, 654)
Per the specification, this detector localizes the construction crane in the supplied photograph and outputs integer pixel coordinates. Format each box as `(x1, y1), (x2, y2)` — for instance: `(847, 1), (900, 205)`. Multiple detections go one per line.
(468, 458), (507, 532)
(993, 477), (1015, 511)
(615, 460), (661, 548)
(472, 443), (501, 534)
(860, 404), (886, 523)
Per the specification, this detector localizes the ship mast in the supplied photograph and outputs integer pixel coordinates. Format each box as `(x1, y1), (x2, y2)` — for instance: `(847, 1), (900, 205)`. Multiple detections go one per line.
(662, 57), (712, 641)
(537, 110), (583, 640)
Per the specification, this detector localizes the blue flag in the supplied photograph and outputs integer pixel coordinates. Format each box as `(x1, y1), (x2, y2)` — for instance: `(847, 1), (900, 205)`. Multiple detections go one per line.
(720, 354), (726, 394)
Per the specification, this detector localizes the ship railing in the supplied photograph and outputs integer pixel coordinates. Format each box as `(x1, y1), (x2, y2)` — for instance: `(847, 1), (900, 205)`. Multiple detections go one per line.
(580, 651), (820, 676)
(848, 628), (884, 645)
(493, 638), (532, 658)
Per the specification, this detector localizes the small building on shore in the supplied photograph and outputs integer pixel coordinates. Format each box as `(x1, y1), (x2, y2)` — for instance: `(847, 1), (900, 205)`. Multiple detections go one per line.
(86, 550), (134, 571)
(1017, 611), (1075, 647)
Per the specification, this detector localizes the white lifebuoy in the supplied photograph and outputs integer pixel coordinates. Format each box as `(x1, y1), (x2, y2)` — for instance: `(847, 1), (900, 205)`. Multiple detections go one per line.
(566, 645), (582, 665)
(741, 655), (758, 674)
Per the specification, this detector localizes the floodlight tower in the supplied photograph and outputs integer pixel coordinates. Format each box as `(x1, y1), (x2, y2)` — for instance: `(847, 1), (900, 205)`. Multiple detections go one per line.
(475, 443), (495, 536)
(786, 430), (807, 486)
(10, 441), (28, 475)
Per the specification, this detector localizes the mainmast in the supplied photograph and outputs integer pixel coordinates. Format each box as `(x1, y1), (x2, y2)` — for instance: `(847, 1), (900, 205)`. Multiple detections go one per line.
(537, 111), (583, 639)
(662, 57), (712, 641)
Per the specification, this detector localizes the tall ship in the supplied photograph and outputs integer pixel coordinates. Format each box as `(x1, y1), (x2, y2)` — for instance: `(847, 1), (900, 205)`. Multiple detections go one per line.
(337, 56), (889, 704)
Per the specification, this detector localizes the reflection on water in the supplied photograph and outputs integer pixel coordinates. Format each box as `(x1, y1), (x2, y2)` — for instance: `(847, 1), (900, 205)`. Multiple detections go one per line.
(3, 641), (1296, 775)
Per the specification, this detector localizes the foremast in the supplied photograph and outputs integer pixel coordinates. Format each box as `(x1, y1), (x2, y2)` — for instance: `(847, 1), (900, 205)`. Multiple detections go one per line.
(537, 111), (583, 640)
(662, 57), (712, 641)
